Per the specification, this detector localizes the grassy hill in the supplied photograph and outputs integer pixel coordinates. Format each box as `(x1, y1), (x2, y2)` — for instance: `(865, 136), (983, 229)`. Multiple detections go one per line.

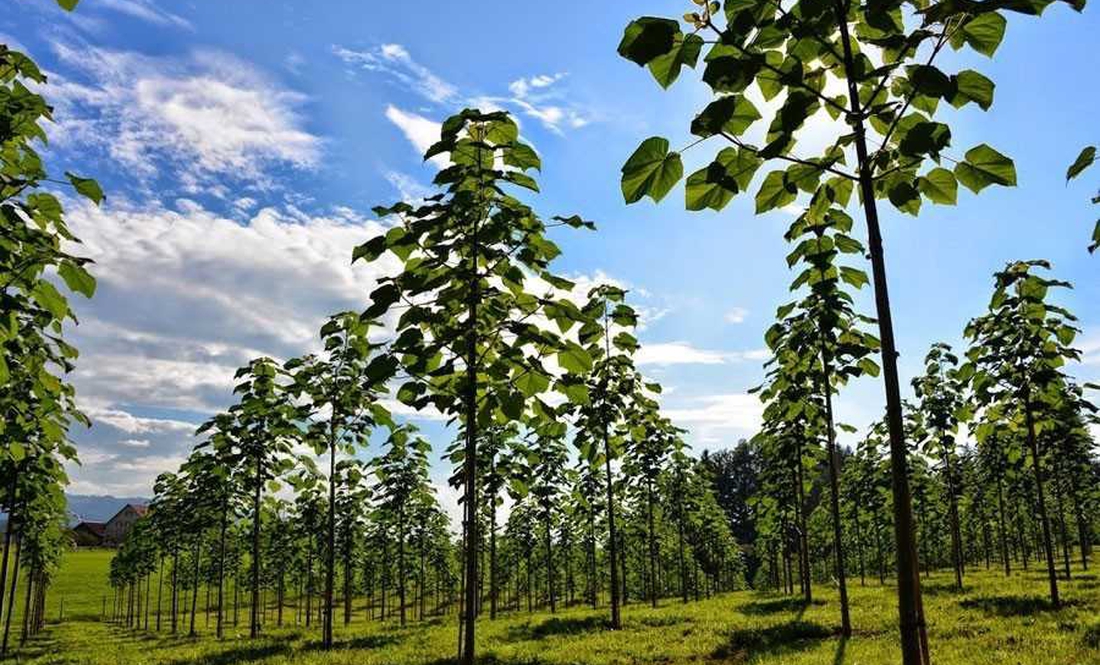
(8, 549), (1100, 664)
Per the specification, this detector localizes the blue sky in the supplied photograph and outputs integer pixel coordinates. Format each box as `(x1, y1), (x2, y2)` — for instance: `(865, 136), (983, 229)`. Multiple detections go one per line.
(5, 0), (1097, 514)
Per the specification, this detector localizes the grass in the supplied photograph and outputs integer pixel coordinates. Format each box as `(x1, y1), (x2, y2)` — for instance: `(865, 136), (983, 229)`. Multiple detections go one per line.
(10, 550), (1100, 664)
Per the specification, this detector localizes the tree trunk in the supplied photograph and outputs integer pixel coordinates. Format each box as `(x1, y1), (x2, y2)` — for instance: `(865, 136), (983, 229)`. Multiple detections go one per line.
(250, 451), (263, 638)
(818, 338), (851, 635)
(646, 479), (658, 609)
(1024, 398), (1059, 606)
(324, 419), (338, 649)
(830, 4), (928, 662)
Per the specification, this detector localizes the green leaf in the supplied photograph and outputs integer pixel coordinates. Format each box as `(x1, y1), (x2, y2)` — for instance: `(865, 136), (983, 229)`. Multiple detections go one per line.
(621, 137), (683, 204)
(962, 13), (1007, 57)
(917, 167), (958, 205)
(32, 280), (70, 321)
(840, 266), (870, 289)
(690, 95), (761, 138)
(647, 33), (704, 88)
(66, 172), (104, 205)
(952, 70), (995, 110)
(1066, 146), (1096, 181)
(58, 262), (96, 298)
(954, 144), (1017, 193)
(685, 148), (760, 212)
(8, 442), (25, 462)
(56, 0), (79, 9)
(618, 17), (680, 67)
(755, 171), (797, 214)
(557, 343), (593, 375)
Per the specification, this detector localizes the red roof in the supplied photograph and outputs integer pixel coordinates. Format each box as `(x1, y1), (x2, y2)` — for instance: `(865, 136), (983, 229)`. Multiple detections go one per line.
(75, 522), (107, 537)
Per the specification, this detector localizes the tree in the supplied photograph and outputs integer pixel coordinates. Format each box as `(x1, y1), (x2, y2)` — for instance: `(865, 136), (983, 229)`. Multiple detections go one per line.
(354, 108), (592, 664)
(572, 285), (654, 628)
(964, 260), (1082, 606)
(911, 343), (968, 590)
(288, 311), (391, 648)
(616, 1), (1082, 659)
(373, 424), (434, 627)
(199, 358), (300, 638)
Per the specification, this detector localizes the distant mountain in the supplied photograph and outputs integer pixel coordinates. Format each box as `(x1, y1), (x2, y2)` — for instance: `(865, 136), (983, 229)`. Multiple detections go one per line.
(65, 494), (150, 526)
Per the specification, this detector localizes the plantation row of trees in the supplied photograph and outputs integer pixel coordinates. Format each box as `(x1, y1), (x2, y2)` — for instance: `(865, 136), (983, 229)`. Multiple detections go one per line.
(615, 0), (1091, 662)
(746, 258), (1096, 625)
(104, 109), (748, 662)
(0, 0), (103, 657)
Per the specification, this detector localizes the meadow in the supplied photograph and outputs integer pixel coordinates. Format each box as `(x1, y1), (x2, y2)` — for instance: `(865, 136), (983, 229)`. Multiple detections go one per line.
(10, 549), (1100, 665)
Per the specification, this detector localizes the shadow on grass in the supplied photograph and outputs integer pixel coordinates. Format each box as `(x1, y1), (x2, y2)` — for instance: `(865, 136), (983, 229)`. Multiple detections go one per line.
(739, 597), (825, 618)
(425, 655), (553, 665)
(712, 620), (834, 662)
(959, 594), (1075, 617)
(920, 581), (967, 596)
(302, 633), (401, 651)
(505, 614), (611, 642)
(163, 642), (292, 665)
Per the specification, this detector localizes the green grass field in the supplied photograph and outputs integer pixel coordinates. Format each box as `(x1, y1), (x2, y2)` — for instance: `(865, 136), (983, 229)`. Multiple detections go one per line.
(10, 550), (1100, 664)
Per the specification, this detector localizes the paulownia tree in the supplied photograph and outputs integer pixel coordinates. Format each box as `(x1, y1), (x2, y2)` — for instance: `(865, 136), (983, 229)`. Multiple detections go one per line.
(354, 109), (593, 664)
(616, 0), (1083, 658)
(571, 285), (655, 629)
(911, 343), (968, 590)
(963, 260), (1082, 607)
(287, 311), (391, 648)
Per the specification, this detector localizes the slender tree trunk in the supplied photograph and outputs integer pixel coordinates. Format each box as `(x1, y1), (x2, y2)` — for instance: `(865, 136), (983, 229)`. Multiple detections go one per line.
(942, 443), (964, 591)
(817, 338), (851, 636)
(544, 504), (556, 613)
(1024, 398), (1059, 606)
(460, 213), (481, 665)
(398, 510), (407, 628)
(830, 5), (927, 662)
(250, 451), (263, 638)
(601, 311), (621, 630)
(996, 479), (1011, 576)
(646, 479), (658, 609)
(189, 542), (200, 637)
(2, 537), (21, 658)
(324, 419), (338, 649)
(0, 478), (16, 625)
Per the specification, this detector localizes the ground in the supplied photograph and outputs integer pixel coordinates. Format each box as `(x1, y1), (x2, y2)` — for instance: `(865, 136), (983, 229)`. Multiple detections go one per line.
(10, 550), (1100, 664)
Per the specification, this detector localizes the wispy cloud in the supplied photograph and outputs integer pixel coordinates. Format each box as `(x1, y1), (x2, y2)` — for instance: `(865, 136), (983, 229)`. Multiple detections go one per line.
(333, 44), (457, 103)
(46, 43), (320, 194)
(96, 0), (192, 30)
(636, 342), (769, 366)
(662, 393), (763, 445)
(724, 307), (749, 324)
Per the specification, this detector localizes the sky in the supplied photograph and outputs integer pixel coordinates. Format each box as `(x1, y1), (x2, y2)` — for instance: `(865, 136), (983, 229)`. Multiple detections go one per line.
(3, 0), (1097, 521)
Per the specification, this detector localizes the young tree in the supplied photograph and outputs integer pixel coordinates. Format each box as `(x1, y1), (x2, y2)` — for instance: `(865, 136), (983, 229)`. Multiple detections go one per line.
(911, 343), (968, 590)
(616, 1), (1082, 659)
(964, 260), (1082, 606)
(572, 285), (654, 628)
(374, 424), (434, 628)
(354, 109), (592, 664)
(288, 312), (391, 648)
(199, 358), (300, 638)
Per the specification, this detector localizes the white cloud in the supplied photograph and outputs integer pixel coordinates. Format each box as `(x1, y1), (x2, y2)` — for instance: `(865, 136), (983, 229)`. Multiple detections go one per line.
(96, 0), (192, 29)
(724, 307), (749, 324)
(384, 171), (434, 203)
(384, 105), (447, 167)
(663, 393), (764, 445)
(55, 195), (411, 495)
(333, 44), (457, 103)
(47, 43), (320, 192)
(636, 342), (769, 366)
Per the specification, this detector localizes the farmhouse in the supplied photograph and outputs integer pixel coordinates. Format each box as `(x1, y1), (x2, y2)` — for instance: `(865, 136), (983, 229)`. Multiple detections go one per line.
(72, 504), (148, 547)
